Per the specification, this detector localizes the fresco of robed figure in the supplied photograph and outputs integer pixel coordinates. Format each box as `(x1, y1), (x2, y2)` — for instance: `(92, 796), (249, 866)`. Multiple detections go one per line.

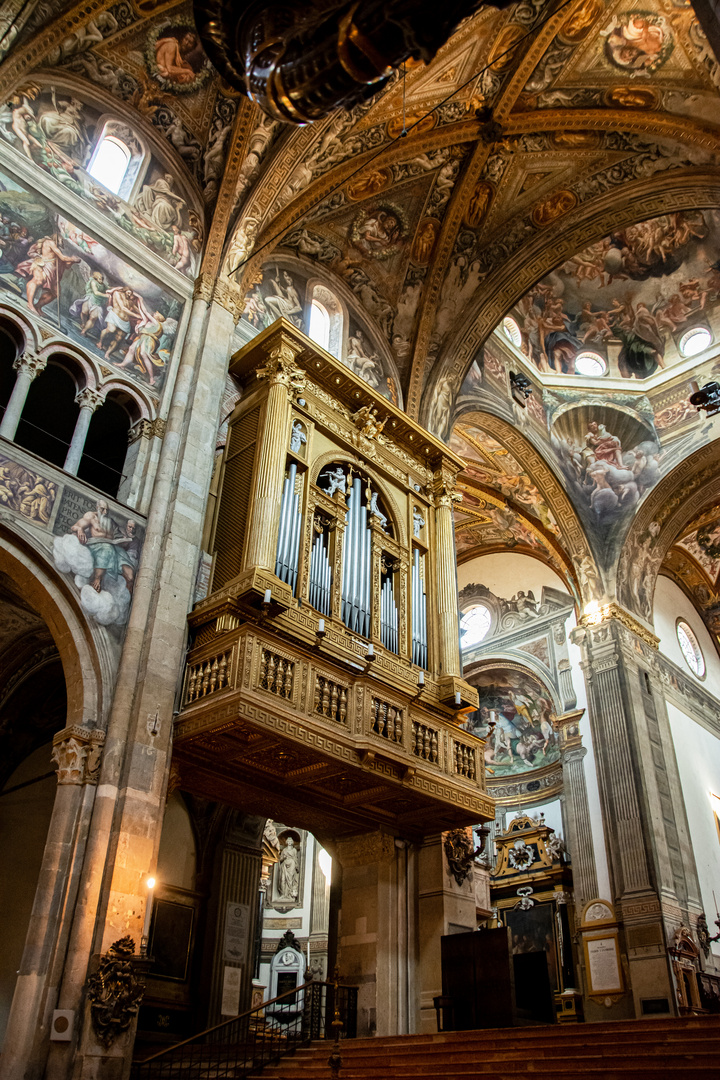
(463, 669), (559, 778)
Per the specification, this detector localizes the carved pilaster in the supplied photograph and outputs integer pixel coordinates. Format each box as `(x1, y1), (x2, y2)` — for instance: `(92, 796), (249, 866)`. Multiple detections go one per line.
(52, 725), (105, 785)
(553, 707), (598, 910)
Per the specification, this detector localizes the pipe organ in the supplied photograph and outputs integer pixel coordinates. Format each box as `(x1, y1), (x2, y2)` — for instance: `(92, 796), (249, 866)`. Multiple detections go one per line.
(173, 321), (492, 841)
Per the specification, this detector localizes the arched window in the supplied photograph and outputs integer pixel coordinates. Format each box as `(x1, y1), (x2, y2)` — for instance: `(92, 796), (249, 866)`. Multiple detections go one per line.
(15, 362), (78, 468)
(308, 283), (343, 358)
(78, 391), (133, 498)
(0, 325), (21, 426)
(88, 135), (132, 195)
(309, 300), (330, 351)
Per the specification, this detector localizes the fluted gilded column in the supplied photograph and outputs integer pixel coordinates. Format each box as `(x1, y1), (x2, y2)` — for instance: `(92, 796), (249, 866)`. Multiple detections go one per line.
(242, 334), (305, 572)
(64, 388), (104, 474)
(0, 352), (46, 439)
(434, 476), (461, 678)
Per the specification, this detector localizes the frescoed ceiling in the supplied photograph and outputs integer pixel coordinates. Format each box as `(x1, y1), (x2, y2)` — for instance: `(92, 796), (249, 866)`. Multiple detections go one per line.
(661, 501), (720, 645)
(2, 0), (720, 615)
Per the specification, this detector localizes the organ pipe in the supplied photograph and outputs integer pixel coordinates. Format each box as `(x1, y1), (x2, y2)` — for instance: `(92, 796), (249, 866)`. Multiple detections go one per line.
(412, 547), (427, 669)
(341, 476), (371, 638)
(275, 463), (302, 595)
(381, 575), (398, 654)
(309, 530), (332, 616)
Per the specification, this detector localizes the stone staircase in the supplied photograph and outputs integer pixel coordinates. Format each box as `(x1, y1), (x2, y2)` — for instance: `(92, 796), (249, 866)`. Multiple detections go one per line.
(255, 1017), (720, 1079)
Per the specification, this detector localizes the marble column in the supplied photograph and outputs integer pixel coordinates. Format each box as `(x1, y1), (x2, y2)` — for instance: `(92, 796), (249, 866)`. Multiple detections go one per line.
(2, 724), (104, 1080)
(64, 388), (104, 475)
(242, 333), (305, 573)
(572, 607), (703, 1019)
(433, 476), (461, 678)
(0, 352), (46, 440)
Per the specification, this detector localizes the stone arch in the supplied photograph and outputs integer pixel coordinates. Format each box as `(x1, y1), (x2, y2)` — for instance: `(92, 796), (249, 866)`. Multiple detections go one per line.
(421, 168), (720, 418)
(0, 524), (106, 727)
(449, 409), (594, 601)
(616, 437), (720, 624)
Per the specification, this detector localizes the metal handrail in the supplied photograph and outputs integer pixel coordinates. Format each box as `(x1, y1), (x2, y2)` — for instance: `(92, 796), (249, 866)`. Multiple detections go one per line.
(134, 979), (317, 1065)
(130, 976), (358, 1079)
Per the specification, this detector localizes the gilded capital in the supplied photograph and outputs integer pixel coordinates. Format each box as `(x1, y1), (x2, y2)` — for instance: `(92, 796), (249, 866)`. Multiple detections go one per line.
(256, 340), (306, 393)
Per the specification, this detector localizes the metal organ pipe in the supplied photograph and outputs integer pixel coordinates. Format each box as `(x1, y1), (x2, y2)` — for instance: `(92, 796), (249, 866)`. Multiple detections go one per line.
(342, 477), (372, 638)
(275, 463), (302, 594)
(412, 548), (427, 668)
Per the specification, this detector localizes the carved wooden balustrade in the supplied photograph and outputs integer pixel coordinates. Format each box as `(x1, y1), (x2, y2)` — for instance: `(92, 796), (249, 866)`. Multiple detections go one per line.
(174, 623), (491, 839)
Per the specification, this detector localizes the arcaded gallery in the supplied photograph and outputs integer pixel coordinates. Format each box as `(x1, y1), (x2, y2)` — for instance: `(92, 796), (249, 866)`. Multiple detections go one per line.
(1, 0), (720, 1077)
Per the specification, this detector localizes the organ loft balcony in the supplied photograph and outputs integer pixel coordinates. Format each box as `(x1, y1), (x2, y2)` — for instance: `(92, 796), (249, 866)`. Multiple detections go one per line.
(172, 320), (493, 838)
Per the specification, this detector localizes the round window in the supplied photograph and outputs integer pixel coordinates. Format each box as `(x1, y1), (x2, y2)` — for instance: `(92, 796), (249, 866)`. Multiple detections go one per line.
(575, 351), (607, 377)
(460, 604), (492, 649)
(676, 620), (705, 678)
(679, 326), (712, 358)
(502, 317), (522, 347)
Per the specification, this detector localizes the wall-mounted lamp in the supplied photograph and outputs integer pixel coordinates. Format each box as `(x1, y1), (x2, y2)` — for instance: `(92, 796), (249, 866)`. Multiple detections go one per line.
(140, 875), (157, 956)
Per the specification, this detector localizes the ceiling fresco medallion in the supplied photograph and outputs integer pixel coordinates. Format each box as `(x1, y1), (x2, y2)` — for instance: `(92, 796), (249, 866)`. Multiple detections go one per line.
(531, 189), (578, 228)
(346, 168), (393, 201)
(601, 12), (674, 75)
(145, 21), (212, 93)
(350, 203), (407, 260)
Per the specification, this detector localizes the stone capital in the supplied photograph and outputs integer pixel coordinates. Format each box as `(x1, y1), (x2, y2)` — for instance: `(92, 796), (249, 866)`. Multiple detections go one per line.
(334, 830), (396, 868)
(13, 351), (46, 380)
(193, 273), (244, 319)
(52, 724), (105, 785)
(562, 746), (588, 765)
(75, 388), (104, 412)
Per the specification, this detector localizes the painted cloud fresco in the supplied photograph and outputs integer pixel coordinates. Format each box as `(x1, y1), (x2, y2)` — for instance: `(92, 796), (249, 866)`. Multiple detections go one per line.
(0, 83), (202, 275)
(507, 209), (720, 378)
(463, 668), (559, 778)
(0, 166), (181, 391)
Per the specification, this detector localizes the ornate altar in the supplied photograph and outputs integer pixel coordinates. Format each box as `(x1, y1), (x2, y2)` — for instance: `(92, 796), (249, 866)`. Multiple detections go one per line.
(171, 320), (492, 839)
(490, 813), (579, 1022)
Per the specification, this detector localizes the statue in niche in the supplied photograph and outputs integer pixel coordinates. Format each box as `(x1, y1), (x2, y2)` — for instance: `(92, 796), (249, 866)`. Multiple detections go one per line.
(290, 419), (306, 454)
(278, 836), (300, 901)
(413, 506), (425, 537)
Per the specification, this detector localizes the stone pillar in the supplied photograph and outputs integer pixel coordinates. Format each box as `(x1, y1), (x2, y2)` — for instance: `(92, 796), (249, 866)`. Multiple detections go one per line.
(334, 831), (412, 1038)
(35, 275), (243, 1080)
(416, 831), (477, 1034)
(554, 709), (598, 912)
(0, 352), (46, 439)
(207, 830), (264, 1026)
(242, 333), (305, 573)
(433, 475), (461, 678)
(572, 606), (703, 1019)
(2, 724), (104, 1080)
(64, 388), (104, 475)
